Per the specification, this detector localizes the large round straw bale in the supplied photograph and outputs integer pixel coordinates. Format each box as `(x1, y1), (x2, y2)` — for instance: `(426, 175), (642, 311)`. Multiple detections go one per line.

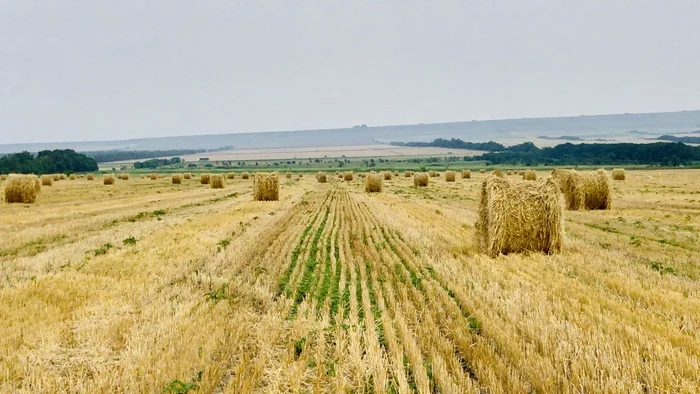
(492, 170), (504, 178)
(210, 174), (226, 189)
(172, 174), (183, 184)
(4, 174), (41, 203)
(344, 172), (354, 181)
(462, 169), (471, 179)
(285, 172), (292, 179)
(316, 172), (327, 183)
(414, 173), (429, 187)
(242, 172), (249, 179)
(41, 174), (54, 186)
(200, 173), (211, 184)
(523, 170), (537, 181)
(365, 173), (384, 193)
(383, 171), (392, 180)
(86, 174), (94, 181)
(103, 174), (115, 185)
(253, 172), (279, 201)
(445, 171), (456, 182)
(475, 176), (563, 257)
(612, 168), (625, 181)
(183, 173), (192, 180)
(551, 169), (612, 210)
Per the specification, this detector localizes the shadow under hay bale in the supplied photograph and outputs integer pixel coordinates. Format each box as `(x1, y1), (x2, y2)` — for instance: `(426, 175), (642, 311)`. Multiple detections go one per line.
(4, 174), (41, 203)
(551, 169), (612, 210)
(475, 176), (563, 257)
(612, 168), (625, 181)
(253, 172), (279, 201)
(365, 173), (383, 193)
(414, 173), (429, 187)
(523, 170), (537, 181)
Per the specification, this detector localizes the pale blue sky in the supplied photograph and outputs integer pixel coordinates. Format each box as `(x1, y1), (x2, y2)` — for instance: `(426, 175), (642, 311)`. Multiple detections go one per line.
(1, 0), (699, 144)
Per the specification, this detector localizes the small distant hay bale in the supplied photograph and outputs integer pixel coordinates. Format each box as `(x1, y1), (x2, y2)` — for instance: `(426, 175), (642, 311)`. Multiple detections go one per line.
(149, 173), (158, 180)
(210, 174), (226, 189)
(344, 172), (354, 181)
(298, 174), (303, 178)
(0, 175), (6, 181)
(428, 170), (438, 177)
(59, 174), (67, 180)
(404, 171), (412, 177)
(462, 169), (471, 179)
(365, 173), (384, 193)
(242, 172), (250, 180)
(172, 174), (183, 184)
(518, 170), (525, 176)
(316, 172), (327, 183)
(226, 172), (235, 180)
(121, 173), (130, 181)
(200, 173), (211, 184)
(480, 169), (486, 173)
(551, 169), (612, 210)
(253, 172), (279, 201)
(414, 173), (429, 187)
(506, 171), (513, 175)
(52, 174), (60, 181)
(523, 170), (537, 181)
(612, 168), (625, 181)
(285, 172), (292, 179)
(69, 174), (76, 180)
(475, 176), (563, 257)
(445, 171), (456, 182)
(383, 171), (392, 180)
(4, 174), (41, 203)
(41, 174), (54, 186)
(103, 174), (115, 185)
(492, 170), (504, 178)
(184, 173), (192, 180)
(86, 174), (94, 181)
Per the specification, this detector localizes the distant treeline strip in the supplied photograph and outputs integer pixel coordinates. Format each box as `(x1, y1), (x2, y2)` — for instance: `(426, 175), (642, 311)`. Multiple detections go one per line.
(391, 138), (506, 152)
(84, 149), (206, 163)
(0, 150), (98, 174)
(656, 135), (700, 144)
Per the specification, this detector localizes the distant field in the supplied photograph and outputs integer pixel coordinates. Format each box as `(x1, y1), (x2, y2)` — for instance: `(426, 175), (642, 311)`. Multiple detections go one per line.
(1, 169), (698, 392)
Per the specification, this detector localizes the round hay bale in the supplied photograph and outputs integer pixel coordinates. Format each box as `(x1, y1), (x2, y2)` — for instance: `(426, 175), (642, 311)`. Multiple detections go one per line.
(200, 173), (211, 185)
(428, 170), (438, 178)
(226, 172), (235, 180)
(149, 173), (158, 180)
(344, 172), (354, 181)
(103, 174), (115, 185)
(86, 174), (94, 181)
(475, 176), (563, 257)
(210, 174), (226, 189)
(404, 171), (412, 177)
(242, 172), (249, 180)
(445, 171), (456, 182)
(183, 173), (192, 180)
(285, 172), (292, 179)
(121, 173), (130, 181)
(612, 168), (625, 181)
(41, 174), (54, 186)
(365, 173), (384, 193)
(462, 169), (471, 179)
(491, 170), (504, 178)
(0, 175), (6, 181)
(414, 173), (429, 187)
(59, 174), (67, 180)
(4, 174), (41, 204)
(172, 174), (183, 184)
(480, 169), (486, 174)
(253, 172), (279, 201)
(506, 171), (513, 175)
(523, 170), (537, 181)
(393, 171), (399, 177)
(52, 174), (60, 181)
(383, 171), (392, 180)
(69, 174), (76, 180)
(551, 169), (611, 210)
(316, 172), (327, 183)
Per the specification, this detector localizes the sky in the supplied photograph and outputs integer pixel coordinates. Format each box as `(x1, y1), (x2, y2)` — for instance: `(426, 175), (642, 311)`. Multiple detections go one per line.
(1, 1), (700, 144)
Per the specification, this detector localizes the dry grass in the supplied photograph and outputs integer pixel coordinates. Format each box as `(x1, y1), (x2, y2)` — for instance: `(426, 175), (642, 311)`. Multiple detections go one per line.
(364, 173), (383, 193)
(445, 170), (456, 182)
(210, 174), (226, 189)
(316, 172), (327, 183)
(523, 169), (537, 181)
(253, 172), (279, 201)
(200, 174), (211, 185)
(462, 169), (471, 179)
(612, 168), (626, 180)
(41, 175), (54, 186)
(172, 174), (183, 184)
(3, 174), (40, 203)
(475, 176), (563, 257)
(414, 172), (429, 187)
(552, 169), (612, 210)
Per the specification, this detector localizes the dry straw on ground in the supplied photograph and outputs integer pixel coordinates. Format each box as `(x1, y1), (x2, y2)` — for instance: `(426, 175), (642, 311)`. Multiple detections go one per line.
(523, 170), (537, 181)
(344, 172), (354, 181)
(242, 172), (250, 179)
(103, 174), (115, 185)
(492, 170), (504, 178)
(4, 174), (41, 204)
(172, 174), (182, 184)
(200, 174), (211, 185)
(383, 171), (392, 180)
(316, 172), (327, 183)
(462, 169), (471, 179)
(210, 174), (226, 189)
(86, 174), (94, 181)
(365, 173), (383, 193)
(41, 175), (53, 186)
(551, 169), (612, 210)
(612, 168), (626, 180)
(414, 172), (429, 187)
(445, 171), (456, 182)
(227, 173), (235, 180)
(253, 172), (279, 201)
(475, 176), (563, 257)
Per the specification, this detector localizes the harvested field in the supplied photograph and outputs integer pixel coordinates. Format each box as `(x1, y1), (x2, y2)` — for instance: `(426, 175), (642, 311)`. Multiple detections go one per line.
(0, 169), (698, 393)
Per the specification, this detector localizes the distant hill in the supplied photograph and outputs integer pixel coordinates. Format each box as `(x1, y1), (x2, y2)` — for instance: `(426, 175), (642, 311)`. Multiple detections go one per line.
(1, 110), (699, 154)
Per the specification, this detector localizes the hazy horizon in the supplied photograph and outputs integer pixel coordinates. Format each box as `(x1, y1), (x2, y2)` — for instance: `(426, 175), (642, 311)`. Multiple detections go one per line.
(2, 1), (700, 144)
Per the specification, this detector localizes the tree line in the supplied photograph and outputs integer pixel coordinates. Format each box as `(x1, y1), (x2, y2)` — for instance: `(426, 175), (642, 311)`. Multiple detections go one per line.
(0, 150), (98, 174)
(391, 138), (506, 151)
(84, 149), (206, 163)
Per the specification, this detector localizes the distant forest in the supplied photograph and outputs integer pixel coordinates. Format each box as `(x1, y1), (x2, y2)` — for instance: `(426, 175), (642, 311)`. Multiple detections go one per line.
(84, 149), (206, 163)
(656, 135), (700, 144)
(394, 138), (700, 166)
(0, 150), (98, 174)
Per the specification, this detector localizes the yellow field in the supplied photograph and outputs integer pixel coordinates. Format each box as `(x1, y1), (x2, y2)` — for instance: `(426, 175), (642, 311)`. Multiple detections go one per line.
(1, 170), (699, 393)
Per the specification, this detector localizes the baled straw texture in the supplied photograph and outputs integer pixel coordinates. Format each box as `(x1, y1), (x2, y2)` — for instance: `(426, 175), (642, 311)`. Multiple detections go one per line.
(4, 174), (41, 203)
(462, 169), (471, 179)
(253, 172), (279, 201)
(365, 173), (383, 193)
(200, 173), (211, 185)
(172, 174), (183, 184)
(414, 173), (429, 187)
(103, 174), (115, 185)
(41, 174), (54, 186)
(612, 168), (625, 180)
(316, 172), (327, 183)
(343, 172), (354, 181)
(445, 171), (456, 182)
(551, 169), (612, 210)
(523, 170), (537, 181)
(210, 174), (226, 189)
